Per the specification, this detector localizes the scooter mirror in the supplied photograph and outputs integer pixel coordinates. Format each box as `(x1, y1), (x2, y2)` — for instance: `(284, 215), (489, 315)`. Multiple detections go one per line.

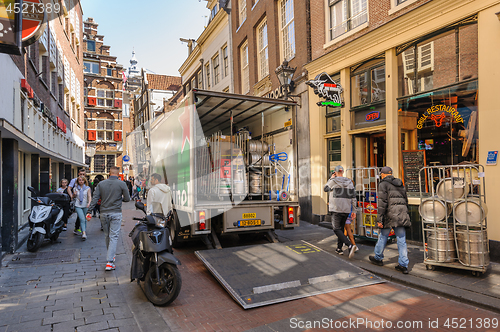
(27, 186), (38, 195)
(135, 200), (146, 213)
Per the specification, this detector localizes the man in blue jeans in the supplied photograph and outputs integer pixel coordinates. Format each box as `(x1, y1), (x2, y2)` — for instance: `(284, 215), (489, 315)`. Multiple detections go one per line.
(369, 167), (411, 274)
(87, 166), (130, 271)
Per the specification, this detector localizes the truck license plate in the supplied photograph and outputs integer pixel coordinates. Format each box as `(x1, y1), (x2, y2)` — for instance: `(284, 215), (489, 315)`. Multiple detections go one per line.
(242, 213), (256, 219)
(238, 219), (261, 227)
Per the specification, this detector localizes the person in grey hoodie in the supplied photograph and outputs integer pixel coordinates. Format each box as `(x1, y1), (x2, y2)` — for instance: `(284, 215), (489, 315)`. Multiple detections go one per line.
(324, 165), (357, 258)
(86, 166), (130, 271)
(146, 173), (172, 216)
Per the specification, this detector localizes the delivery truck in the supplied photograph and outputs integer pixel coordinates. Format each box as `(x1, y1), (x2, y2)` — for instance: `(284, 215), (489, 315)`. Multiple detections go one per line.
(133, 89), (300, 248)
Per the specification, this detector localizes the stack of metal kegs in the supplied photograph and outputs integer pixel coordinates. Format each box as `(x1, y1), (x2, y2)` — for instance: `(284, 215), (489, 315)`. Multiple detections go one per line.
(420, 165), (489, 270)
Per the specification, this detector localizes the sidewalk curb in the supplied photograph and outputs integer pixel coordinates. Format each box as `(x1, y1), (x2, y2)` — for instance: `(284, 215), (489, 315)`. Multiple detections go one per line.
(357, 261), (500, 314)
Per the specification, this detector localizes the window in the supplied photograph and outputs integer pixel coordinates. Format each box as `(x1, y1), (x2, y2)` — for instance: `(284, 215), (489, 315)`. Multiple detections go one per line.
(240, 41), (249, 94)
(96, 119), (115, 142)
(351, 58), (385, 107)
(397, 0), (408, 4)
(328, 0), (368, 41)
(279, 0), (295, 61)
(191, 77), (196, 89)
(327, 138), (342, 175)
(106, 155), (115, 173)
(205, 63), (211, 89)
(239, 0), (247, 25)
(94, 155), (105, 172)
(398, 25), (477, 97)
(83, 61), (99, 74)
(222, 46), (228, 78)
(209, 3), (219, 23)
(87, 40), (95, 52)
(197, 71), (203, 89)
(96, 89), (114, 107)
(107, 68), (113, 76)
(257, 19), (269, 80)
(213, 54), (220, 85)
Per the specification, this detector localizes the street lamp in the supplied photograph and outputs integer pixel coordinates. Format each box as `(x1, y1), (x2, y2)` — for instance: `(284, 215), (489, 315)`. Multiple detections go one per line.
(275, 60), (301, 105)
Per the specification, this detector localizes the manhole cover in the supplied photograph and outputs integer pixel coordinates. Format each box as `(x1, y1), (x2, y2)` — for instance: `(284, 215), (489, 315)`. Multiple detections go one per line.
(6, 249), (80, 266)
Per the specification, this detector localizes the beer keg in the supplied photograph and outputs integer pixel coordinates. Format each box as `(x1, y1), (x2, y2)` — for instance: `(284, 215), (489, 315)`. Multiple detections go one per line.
(436, 177), (468, 202)
(456, 227), (489, 267)
(419, 197), (449, 222)
(249, 171), (262, 194)
(425, 228), (456, 262)
(247, 140), (269, 153)
(247, 153), (269, 166)
(453, 198), (488, 226)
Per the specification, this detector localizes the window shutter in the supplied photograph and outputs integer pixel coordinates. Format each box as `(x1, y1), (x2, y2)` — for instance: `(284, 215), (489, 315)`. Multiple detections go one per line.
(114, 99), (122, 108)
(88, 130), (96, 141)
(87, 97), (96, 106)
(114, 131), (122, 141)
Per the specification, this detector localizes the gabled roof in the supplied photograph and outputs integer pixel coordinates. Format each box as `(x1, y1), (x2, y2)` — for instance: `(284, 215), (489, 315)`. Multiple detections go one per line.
(146, 74), (181, 91)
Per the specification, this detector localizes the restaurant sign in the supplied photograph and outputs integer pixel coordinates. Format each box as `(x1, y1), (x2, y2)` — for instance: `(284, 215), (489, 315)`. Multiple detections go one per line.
(306, 72), (344, 107)
(417, 104), (464, 129)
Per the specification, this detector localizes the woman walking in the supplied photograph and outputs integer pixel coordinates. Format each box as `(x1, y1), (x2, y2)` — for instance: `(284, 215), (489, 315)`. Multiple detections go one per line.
(73, 176), (92, 240)
(57, 179), (70, 231)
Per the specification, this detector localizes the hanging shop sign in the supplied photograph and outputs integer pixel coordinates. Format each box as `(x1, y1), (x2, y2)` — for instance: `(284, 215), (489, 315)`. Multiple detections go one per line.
(0, 0), (22, 55)
(306, 72), (344, 107)
(365, 111), (380, 122)
(416, 104), (464, 129)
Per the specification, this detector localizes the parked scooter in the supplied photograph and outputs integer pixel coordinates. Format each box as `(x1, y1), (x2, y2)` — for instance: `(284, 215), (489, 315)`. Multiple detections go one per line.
(129, 201), (182, 306)
(26, 186), (69, 252)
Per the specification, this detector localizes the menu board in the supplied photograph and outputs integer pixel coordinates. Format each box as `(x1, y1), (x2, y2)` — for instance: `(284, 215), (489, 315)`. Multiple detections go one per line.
(402, 150), (426, 193)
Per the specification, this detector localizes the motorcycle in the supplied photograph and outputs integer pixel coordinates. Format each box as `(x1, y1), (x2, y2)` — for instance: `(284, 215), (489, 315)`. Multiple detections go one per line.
(129, 200), (182, 306)
(26, 186), (69, 252)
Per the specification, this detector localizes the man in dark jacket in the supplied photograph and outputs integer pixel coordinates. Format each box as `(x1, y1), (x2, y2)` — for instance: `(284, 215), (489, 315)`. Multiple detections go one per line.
(369, 167), (411, 274)
(324, 165), (357, 258)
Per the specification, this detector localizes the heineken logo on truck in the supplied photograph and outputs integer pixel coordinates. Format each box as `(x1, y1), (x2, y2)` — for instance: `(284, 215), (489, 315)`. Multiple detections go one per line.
(306, 72), (344, 107)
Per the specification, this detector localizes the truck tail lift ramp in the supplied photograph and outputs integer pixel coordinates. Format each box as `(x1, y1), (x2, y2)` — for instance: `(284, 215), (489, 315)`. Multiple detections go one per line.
(195, 240), (384, 309)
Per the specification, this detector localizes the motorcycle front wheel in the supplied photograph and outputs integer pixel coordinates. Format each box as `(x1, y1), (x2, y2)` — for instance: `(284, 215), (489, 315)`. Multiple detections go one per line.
(144, 263), (182, 306)
(27, 231), (44, 252)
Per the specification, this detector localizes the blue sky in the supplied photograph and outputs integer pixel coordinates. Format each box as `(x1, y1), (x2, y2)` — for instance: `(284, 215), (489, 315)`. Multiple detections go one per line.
(81, 0), (210, 76)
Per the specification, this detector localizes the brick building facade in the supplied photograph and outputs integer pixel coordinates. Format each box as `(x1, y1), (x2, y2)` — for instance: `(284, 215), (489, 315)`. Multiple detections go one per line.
(1, 0), (85, 256)
(304, 0), (498, 251)
(82, 18), (126, 179)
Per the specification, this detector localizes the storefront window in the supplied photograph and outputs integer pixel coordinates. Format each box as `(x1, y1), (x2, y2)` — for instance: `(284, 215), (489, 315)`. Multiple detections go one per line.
(326, 108), (341, 133)
(351, 58), (385, 107)
(327, 137), (341, 175)
(398, 80), (478, 167)
(398, 23), (478, 97)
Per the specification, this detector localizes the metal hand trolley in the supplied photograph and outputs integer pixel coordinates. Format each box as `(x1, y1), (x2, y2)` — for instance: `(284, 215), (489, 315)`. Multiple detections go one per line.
(419, 164), (489, 276)
(346, 167), (396, 242)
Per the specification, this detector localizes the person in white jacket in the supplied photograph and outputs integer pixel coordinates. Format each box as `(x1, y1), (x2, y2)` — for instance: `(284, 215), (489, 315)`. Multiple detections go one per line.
(146, 173), (172, 216)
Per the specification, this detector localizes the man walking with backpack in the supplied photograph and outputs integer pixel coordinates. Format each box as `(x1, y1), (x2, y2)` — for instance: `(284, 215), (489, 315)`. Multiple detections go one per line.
(369, 167), (411, 274)
(86, 166), (130, 271)
(324, 165), (357, 258)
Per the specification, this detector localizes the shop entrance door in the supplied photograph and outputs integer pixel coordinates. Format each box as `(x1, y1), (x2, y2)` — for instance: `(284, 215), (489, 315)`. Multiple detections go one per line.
(353, 132), (386, 168)
(370, 133), (386, 167)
